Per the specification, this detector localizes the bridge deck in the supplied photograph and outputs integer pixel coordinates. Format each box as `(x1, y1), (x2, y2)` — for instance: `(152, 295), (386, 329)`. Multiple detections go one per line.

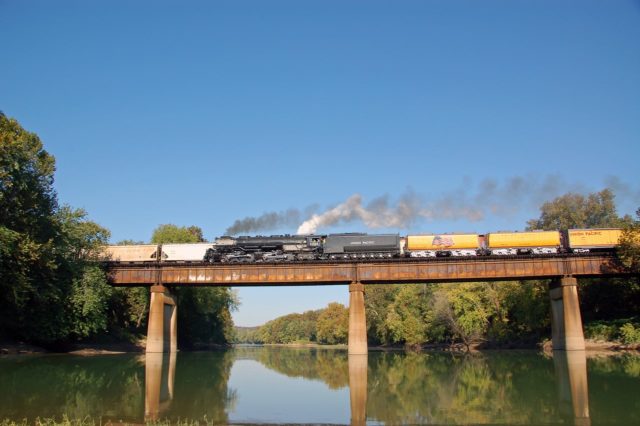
(107, 254), (631, 286)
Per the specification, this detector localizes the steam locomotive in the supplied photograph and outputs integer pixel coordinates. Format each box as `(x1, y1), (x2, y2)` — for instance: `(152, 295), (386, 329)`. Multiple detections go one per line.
(102, 229), (622, 263)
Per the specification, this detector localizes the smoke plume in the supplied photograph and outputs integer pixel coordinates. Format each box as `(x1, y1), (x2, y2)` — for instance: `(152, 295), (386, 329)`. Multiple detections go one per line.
(224, 175), (639, 235)
(225, 209), (302, 235)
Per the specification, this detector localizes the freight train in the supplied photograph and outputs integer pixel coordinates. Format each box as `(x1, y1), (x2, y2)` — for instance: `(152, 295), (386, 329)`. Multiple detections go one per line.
(102, 228), (623, 263)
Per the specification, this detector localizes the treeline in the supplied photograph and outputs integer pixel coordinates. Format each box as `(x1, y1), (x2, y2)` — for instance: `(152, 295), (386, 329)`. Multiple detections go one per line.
(235, 302), (349, 344)
(0, 113), (235, 348)
(238, 189), (640, 348)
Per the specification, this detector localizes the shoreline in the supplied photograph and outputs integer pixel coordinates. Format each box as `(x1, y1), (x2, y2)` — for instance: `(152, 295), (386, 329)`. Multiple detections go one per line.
(2, 339), (639, 356)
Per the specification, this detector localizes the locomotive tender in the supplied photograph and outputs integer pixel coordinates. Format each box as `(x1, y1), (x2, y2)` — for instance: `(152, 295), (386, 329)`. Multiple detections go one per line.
(102, 228), (623, 264)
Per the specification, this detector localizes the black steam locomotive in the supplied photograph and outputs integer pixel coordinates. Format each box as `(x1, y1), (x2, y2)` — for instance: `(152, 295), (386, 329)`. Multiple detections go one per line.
(205, 233), (401, 263)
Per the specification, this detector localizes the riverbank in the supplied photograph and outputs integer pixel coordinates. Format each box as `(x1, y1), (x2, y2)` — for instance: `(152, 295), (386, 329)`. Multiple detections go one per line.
(3, 338), (639, 356)
(0, 339), (145, 355)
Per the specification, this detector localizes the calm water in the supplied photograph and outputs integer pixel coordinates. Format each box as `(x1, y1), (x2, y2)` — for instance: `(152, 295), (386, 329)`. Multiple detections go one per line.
(1, 347), (639, 425)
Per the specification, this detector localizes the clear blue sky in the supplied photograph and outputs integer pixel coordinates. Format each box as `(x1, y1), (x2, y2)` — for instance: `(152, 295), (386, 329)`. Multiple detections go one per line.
(2, 0), (639, 326)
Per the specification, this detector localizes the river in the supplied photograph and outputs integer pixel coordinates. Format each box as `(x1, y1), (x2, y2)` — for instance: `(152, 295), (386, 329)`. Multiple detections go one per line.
(1, 347), (639, 424)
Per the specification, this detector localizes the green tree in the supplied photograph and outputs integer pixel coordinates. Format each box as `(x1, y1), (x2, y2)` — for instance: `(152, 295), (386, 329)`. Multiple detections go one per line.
(526, 188), (631, 230)
(0, 114), (113, 344)
(54, 206), (112, 340)
(0, 112), (57, 239)
(151, 224), (205, 243)
(365, 285), (400, 345)
(316, 302), (349, 344)
(258, 310), (320, 344)
(619, 208), (640, 272)
(384, 285), (444, 347)
(0, 113), (58, 339)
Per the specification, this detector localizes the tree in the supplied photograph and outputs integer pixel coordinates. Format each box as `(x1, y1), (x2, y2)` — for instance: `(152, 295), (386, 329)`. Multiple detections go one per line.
(384, 285), (443, 347)
(526, 188), (631, 231)
(0, 112), (57, 239)
(0, 113), (123, 345)
(434, 283), (491, 350)
(0, 113), (58, 339)
(619, 208), (640, 272)
(364, 285), (399, 345)
(151, 224), (205, 243)
(316, 303), (349, 344)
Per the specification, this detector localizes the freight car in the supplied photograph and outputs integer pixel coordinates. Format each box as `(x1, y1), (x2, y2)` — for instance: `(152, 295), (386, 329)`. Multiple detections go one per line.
(486, 231), (561, 255)
(101, 244), (160, 263)
(162, 243), (215, 262)
(563, 229), (622, 253)
(406, 234), (481, 257)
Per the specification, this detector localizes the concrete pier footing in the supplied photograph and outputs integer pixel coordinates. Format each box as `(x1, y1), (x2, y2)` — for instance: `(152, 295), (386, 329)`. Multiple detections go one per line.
(549, 277), (585, 351)
(348, 282), (368, 355)
(146, 285), (178, 353)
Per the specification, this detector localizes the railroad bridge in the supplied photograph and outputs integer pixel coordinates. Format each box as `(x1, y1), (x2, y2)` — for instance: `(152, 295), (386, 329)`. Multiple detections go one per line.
(107, 254), (635, 354)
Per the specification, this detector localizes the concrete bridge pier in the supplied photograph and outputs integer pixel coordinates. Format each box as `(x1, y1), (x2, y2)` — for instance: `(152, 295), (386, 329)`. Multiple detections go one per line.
(348, 282), (368, 355)
(146, 285), (178, 353)
(549, 276), (585, 351)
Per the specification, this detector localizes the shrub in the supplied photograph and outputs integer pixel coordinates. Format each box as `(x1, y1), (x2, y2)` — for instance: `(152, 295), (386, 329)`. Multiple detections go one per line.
(620, 323), (640, 344)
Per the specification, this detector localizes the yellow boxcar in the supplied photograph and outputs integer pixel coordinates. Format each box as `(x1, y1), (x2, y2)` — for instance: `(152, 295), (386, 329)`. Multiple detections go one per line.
(567, 229), (622, 249)
(487, 231), (560, 248)
(407, 234), (480, 250)
(101, 245), (158, 262)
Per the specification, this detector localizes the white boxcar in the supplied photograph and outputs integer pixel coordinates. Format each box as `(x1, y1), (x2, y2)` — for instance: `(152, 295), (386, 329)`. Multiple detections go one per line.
(161, 243), (214, 262)
(102, 245), (158, 262)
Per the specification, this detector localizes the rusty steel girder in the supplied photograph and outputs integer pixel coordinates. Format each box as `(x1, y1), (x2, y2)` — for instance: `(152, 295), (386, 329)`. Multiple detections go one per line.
(107, 255), (633, 287)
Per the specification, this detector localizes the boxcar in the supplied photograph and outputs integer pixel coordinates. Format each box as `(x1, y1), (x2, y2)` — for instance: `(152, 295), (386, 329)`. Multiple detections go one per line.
(406, 234), (480, 257)
(161, 243), (215, 261)
(102, 245), (158, 262)
(566, 229), (622, 252)
(486, 231), (561, 255)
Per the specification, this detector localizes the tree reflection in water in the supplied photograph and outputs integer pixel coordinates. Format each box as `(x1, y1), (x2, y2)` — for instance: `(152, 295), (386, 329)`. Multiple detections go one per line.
(2, 348), (640, 424)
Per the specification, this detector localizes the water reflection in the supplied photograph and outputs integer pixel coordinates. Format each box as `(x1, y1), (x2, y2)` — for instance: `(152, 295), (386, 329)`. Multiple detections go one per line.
(349, 355), (367, 426)
(144, 351), (176, 421)
(2, 348), (640, 424)
(553, 350), (590, 426)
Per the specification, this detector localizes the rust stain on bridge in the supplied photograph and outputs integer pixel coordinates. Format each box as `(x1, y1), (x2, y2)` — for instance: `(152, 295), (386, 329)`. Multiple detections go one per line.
(108, 255), (632, 286)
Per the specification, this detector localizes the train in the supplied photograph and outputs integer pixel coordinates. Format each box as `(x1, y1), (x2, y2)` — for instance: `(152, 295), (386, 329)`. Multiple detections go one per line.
(101, 228), (623, 263)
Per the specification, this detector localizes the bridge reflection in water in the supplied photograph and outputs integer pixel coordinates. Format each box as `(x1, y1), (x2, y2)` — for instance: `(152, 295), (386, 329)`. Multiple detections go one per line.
(144, 349), (592, 425)
(554, 350), (590, 426)
(144, 352), (176, 421)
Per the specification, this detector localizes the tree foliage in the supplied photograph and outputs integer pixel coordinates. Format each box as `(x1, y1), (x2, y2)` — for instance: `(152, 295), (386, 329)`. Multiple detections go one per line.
(258, 310), (321, 344)
(619, 208), (640, 272)
(526, 188), (631, 230)
(316, 302), (348, 344)
(151, 224), (205, 243)
(0, 113), (115, 345)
